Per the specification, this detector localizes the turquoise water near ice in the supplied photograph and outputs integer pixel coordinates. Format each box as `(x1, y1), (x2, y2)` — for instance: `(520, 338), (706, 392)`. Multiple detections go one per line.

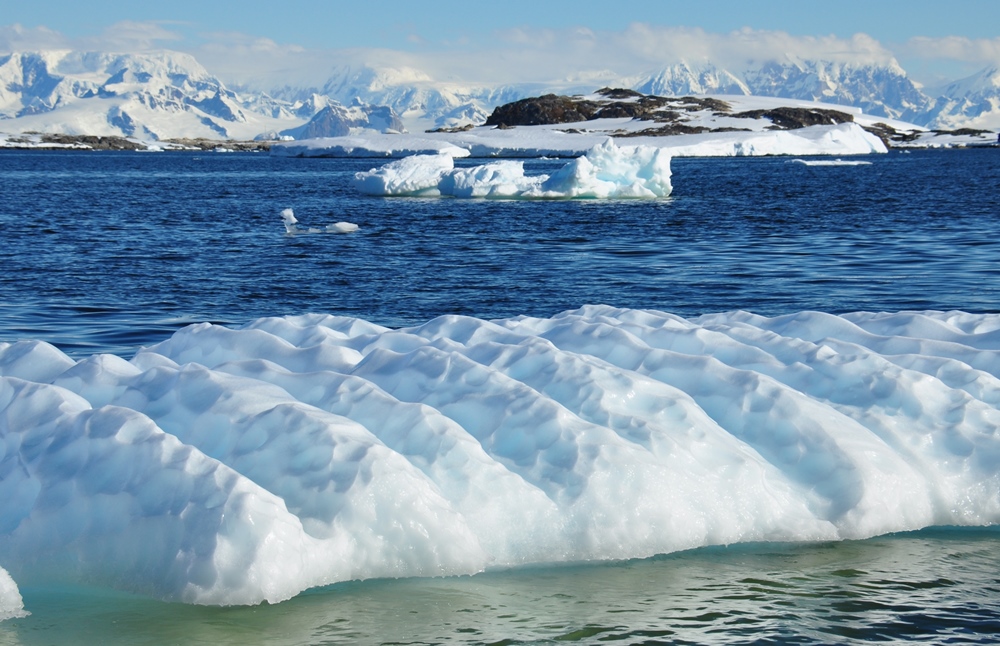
(1, 148), (1000, 643)
(5, 530), (1000, 644)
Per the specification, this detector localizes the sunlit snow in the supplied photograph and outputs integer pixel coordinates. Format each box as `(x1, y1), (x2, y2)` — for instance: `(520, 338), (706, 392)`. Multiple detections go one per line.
(2, 306), (1000, 610)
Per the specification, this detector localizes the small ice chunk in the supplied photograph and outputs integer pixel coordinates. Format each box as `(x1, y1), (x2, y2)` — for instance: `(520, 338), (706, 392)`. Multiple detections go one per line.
(282, 208), (358, 234)
(353, 153), (455, 196)
(0, 566), (27, 621)
(326, 222), (359, 233)
(791, 158), (872, 166)
(281, 208), (299, 234)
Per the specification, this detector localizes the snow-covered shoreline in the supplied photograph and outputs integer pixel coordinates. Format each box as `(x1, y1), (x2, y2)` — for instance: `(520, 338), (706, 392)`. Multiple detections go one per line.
(270, 122), (888, 159)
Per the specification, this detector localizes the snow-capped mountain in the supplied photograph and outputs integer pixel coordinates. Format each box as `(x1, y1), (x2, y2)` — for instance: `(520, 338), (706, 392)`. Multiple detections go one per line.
(633, 60), (750, 97)
(310, 58), (998, 133)
(1, 49), (998, 140)
(303, 64), (535, 132)
(279, 99), (406, 139)
(626, 58), (933, 123)
(739, 58), (933, 122)
(628, 58), (1000, 129)
(0, 51), (404, 140)
(922, 66), (1000, 130)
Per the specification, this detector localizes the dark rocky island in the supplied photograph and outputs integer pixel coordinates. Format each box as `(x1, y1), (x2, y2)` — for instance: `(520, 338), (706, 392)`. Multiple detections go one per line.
(481, 88), (982, 148)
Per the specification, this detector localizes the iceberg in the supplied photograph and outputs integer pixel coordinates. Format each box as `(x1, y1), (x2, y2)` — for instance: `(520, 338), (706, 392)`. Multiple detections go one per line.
(2, 306), (1000, 609)
(0, 567), (26, 621)
(353, 140), (673, 198)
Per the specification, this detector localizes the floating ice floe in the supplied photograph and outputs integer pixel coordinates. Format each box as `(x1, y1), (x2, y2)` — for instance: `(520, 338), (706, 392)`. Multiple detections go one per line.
(2, 306), (1000, 609)
(791, 158), (873, 166)
(353, 140), (672, 198)
(281, 208), (358, 234)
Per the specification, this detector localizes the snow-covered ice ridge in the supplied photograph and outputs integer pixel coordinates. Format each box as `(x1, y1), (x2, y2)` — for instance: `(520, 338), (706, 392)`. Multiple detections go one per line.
(272, 121), (886, 159)
(2, 306), (1000, 610)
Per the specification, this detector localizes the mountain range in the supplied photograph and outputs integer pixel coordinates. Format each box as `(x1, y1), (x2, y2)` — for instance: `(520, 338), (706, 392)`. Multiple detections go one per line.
(1, 49), (998, 141)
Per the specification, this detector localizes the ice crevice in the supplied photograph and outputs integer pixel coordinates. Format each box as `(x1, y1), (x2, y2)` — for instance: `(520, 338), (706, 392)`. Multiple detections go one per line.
(1, 306), (1000, 608)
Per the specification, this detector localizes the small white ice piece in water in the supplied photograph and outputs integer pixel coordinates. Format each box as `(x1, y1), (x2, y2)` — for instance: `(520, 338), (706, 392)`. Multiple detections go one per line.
(0, 566), (27, 621)
(281, 208), (358, 235)
(281, 208), (301, 233)
(791, 158), (872, 166)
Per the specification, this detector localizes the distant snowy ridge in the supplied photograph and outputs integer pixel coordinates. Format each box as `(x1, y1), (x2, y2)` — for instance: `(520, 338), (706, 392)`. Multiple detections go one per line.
(924, 66), (1000, 130)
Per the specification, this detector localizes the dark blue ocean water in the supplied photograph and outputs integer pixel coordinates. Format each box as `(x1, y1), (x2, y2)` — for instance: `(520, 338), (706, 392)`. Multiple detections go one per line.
(2, 148), (1000, 645)
(1, 148), (999, 357)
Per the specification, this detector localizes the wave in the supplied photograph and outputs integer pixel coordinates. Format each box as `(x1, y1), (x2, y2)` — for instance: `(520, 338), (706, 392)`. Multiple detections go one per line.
(1, 306), (999, 607)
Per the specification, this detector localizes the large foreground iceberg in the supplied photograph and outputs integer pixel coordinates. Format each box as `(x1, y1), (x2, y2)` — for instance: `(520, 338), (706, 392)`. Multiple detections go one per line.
(353, 140), (672, 198)
(2, 306), (1000, 609)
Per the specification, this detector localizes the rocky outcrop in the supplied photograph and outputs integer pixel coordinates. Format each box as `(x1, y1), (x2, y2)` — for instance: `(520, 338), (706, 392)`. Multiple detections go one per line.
(485, 94), (601, 126)
(484, 89), (734, 128)
(729, 107), (855, 130)
(37, 134), (146, 150)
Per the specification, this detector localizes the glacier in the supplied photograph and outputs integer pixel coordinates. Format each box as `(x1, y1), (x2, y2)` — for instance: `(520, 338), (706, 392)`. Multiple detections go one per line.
(1, 306), (1000, 612)
(353, 140), (673, 198)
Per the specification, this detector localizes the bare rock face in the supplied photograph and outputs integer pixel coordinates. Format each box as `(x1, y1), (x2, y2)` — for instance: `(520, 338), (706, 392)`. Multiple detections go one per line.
(485, 94), (601, 127)
(38, 134), (146, 150)
(729, 107), (855, 130)
(484, 89), (736, 129)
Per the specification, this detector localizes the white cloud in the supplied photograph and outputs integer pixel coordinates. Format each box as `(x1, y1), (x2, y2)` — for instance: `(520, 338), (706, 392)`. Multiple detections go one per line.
(81, 21), (185, 52)
(902, 36), (1000, 65)
(1, 20), (989, 90)
(380, 24), (901, 87)
(1, 20), (184, 55)
(0, 23), (71, 51)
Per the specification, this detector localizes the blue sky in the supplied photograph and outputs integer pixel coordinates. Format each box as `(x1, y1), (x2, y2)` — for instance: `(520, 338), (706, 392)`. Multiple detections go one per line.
(2, 1), (999, 86)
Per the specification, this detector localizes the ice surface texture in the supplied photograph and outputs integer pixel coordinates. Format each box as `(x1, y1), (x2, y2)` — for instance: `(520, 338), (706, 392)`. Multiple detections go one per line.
(2, 306), (1000, 608)
(353, 140), (673, 198)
